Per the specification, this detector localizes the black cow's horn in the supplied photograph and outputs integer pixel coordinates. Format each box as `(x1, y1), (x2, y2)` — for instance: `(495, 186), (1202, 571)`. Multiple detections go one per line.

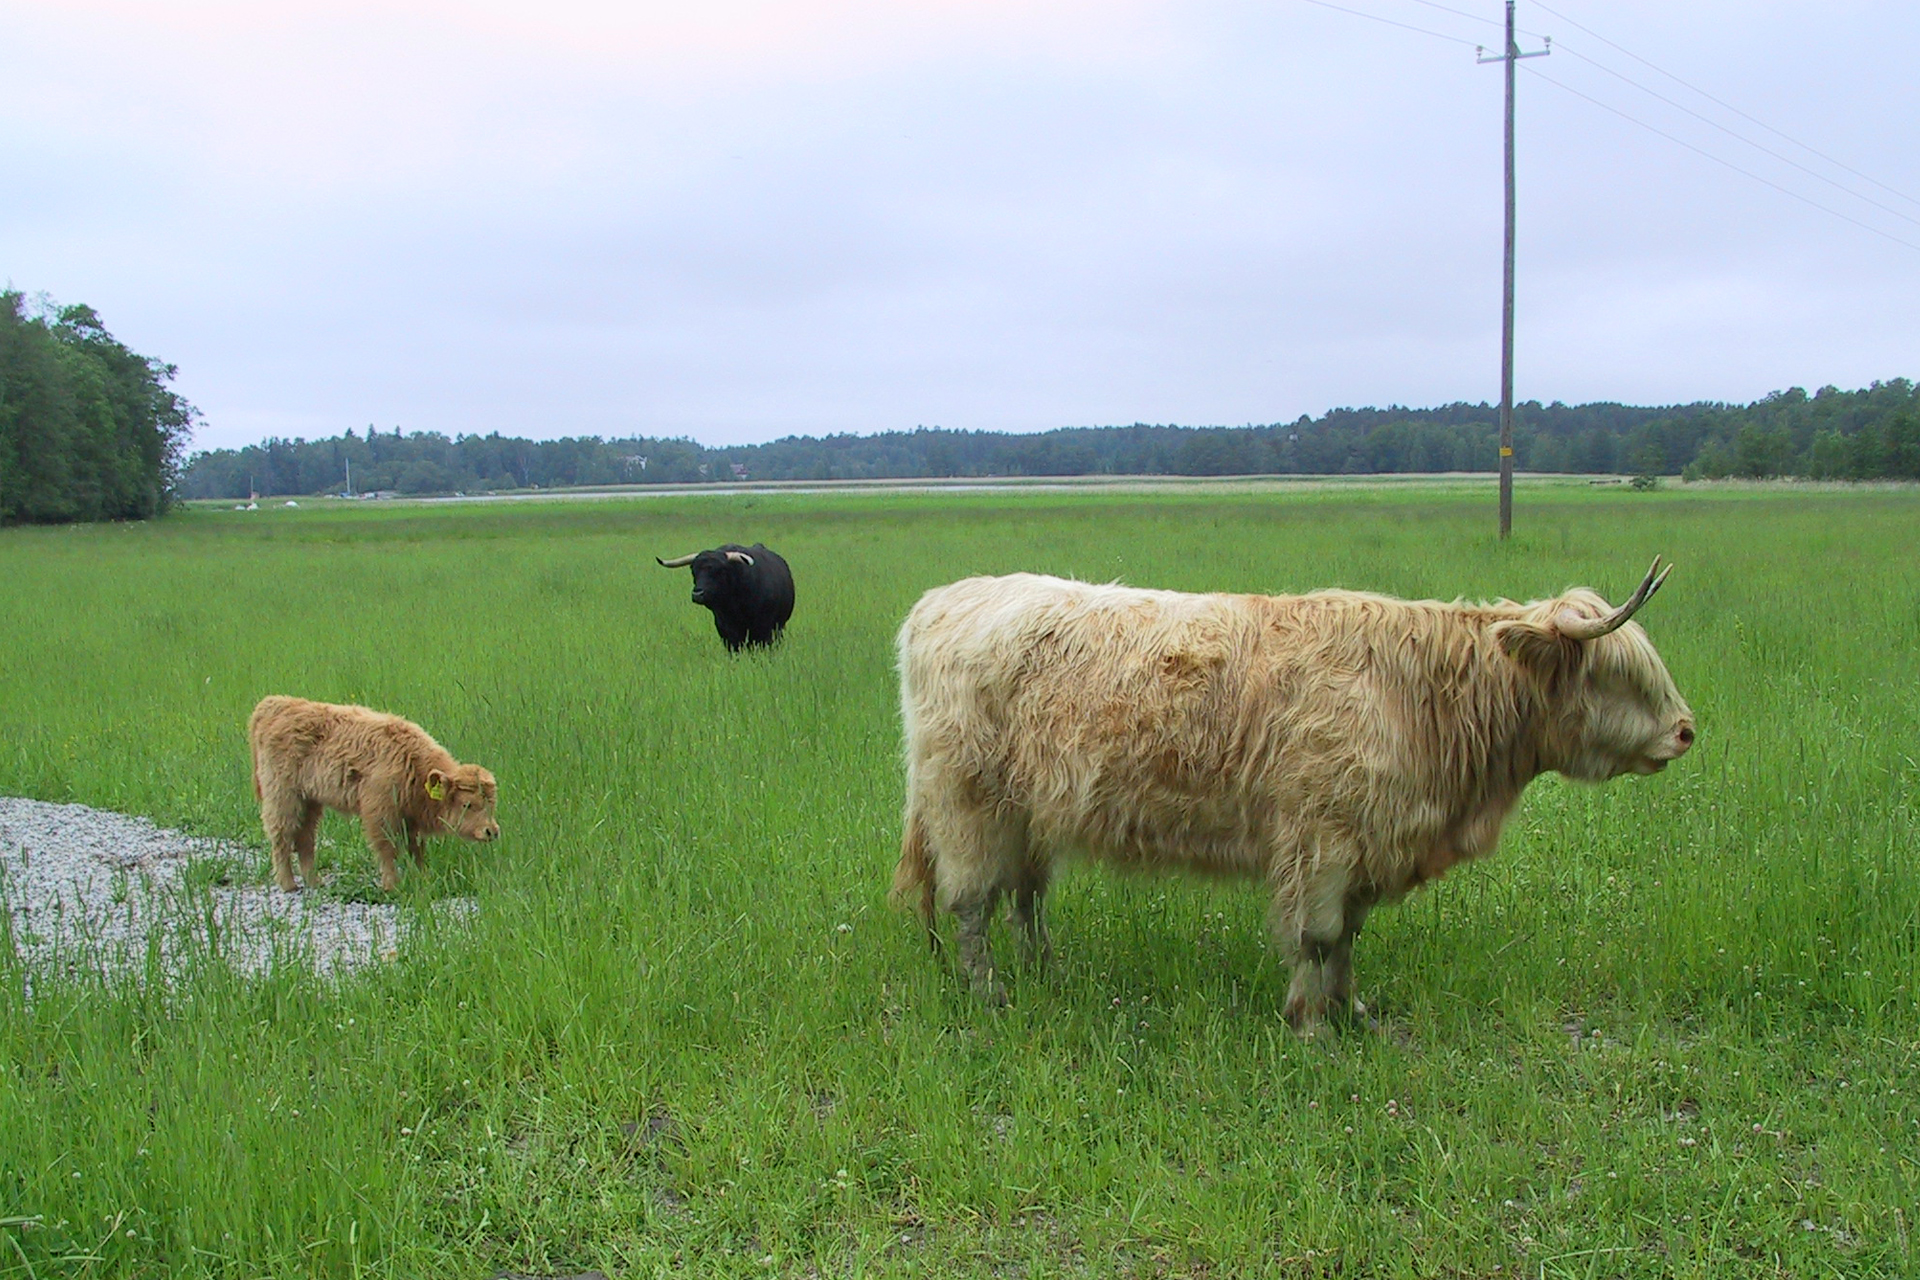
(724, 550), (755, 566)
(1558, 556), (1672, 641)
(656, 552), (699, 568)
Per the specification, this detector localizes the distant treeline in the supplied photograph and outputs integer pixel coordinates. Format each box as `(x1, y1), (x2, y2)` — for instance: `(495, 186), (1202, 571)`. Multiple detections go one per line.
(1, 292), (197, 524)
(181, 378), (1920, 499)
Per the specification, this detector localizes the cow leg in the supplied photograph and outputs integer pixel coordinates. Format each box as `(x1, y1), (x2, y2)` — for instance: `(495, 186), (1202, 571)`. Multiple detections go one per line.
(1321, 889), (1378, 1029)
(360, 810), (404, 892)
(1276, 863), (1354, 1035)
(1283, 942), (1336, 1035)
(260, 791), (307, 893)
(929, 800), (1023, 1007)
(294, 801), (323, 888)
(1007, 861), (1053, 972)
(407, 822), (428, 870)
(952, 887), (1008, 1007)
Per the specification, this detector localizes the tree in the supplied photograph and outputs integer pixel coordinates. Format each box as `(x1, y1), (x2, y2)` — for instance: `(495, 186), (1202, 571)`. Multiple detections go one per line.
(175, 377), (1919, 497)
(1886, 413), (1920, 480)
(1627, 441), (1666, 479)
(0, 291), (196, 524)
(1805, 430), (1848, 480)
(1734, 423), (1792, 478)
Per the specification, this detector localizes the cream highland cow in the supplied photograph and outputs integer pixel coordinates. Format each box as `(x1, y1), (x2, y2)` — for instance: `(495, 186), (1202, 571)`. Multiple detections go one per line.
(892, 560), (1694, 1032)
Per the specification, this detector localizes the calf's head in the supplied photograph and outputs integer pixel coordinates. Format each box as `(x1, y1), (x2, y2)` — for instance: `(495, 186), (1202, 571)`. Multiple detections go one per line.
(1494, 557), (1696, 782)
(657, 547), (756, 611)
(427, 765), (500, 842)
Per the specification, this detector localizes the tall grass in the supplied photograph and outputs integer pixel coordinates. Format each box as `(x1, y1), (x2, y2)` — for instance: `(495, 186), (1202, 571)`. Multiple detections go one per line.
(1, 483), (1915, 1277)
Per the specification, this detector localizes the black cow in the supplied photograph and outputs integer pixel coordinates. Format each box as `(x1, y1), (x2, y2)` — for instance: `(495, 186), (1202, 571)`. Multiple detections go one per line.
(655, 543), (795, 652)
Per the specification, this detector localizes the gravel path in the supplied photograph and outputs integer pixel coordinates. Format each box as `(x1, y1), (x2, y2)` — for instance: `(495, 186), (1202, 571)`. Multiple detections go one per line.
(0, 798), (474, 982)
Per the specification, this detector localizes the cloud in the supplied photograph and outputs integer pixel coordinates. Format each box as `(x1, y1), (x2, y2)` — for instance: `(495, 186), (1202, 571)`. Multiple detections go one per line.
(4, 1), (1917, 450)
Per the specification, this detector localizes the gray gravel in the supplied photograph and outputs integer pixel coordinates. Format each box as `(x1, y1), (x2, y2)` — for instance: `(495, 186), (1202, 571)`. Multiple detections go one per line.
(0, 797), (474, 983)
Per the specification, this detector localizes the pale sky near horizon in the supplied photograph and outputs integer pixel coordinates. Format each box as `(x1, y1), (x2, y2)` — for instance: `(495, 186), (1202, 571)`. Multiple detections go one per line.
(5, 1), (1917, 453)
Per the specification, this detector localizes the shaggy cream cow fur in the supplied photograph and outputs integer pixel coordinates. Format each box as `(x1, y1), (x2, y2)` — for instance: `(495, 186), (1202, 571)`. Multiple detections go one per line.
(892, 560), (1694, 1031)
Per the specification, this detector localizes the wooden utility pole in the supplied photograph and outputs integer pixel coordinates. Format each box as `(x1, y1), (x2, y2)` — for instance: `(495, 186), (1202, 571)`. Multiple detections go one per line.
(1479, 3), (1548, 538)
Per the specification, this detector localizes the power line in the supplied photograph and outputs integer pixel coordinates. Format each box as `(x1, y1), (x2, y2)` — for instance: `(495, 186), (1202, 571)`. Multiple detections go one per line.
(1519, 64), (1920, 255)
(1529, 0), (1920, 213)
(1422, 0), (1920, 225)
(1288, 0), (1920, 251)
(1400, 0), (1502, 29)
(1549, 43), (1920, 232)
(1402, 0), (1554, 42)
(1294, 0), (1481, 48)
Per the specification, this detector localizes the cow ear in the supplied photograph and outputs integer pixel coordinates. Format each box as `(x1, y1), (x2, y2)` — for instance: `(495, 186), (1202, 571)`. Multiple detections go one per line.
(1494, 619), (1577, 685)
(426, 768), (448, 802)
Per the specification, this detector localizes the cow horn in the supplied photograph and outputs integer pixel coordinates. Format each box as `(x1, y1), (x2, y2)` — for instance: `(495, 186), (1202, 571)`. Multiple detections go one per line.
(1557, 556), (1672, 641)
(724, 550), (755, 566)
(655, 553), (699, 568)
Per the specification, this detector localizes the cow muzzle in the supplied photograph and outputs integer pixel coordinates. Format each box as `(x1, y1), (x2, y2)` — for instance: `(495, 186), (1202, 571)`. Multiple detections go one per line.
(1643, 718), (1696, 771)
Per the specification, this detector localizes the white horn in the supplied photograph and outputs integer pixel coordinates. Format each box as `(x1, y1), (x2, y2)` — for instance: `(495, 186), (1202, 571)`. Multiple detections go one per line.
(724, 550), (755, 566)
(655, 552), (699, 568)
(1557, 556), (1672, 641)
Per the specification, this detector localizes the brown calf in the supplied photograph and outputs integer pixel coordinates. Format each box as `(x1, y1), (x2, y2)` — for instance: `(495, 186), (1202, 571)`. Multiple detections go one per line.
(248, 695), (499, 892)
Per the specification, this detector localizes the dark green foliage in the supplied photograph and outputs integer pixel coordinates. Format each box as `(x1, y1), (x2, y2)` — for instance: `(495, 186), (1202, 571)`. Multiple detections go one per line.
(0, 292), (197, 524)
(178, 402), (1711, 498)
(1679, 380), (1920, 481)
(179, 378), (1920, 500)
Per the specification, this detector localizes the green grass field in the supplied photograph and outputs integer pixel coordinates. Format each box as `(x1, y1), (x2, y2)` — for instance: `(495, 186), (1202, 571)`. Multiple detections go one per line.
(1, 482), (1916, 1278)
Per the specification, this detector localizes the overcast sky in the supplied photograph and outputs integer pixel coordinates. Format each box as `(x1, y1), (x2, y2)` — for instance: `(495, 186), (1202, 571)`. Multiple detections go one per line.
(6, 1), (1917, 452)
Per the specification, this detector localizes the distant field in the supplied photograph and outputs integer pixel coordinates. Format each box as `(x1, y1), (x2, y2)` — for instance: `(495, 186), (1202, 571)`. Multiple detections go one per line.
(2, 482), (1916, 1278)
(186, 471), (1920, 507)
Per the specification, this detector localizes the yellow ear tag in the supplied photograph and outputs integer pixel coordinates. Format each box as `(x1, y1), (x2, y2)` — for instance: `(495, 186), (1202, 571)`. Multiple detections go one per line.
(426, 780), (446, 802)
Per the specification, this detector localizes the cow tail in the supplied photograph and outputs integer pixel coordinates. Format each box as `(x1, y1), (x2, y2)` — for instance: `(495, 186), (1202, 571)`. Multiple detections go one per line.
(890, 808), (940, 949)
